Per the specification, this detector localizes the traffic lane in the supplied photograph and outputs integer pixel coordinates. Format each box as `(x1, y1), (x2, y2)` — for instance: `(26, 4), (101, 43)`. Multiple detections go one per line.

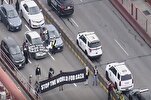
(19, 39), (108, 100)
(41, 0), (151, 91)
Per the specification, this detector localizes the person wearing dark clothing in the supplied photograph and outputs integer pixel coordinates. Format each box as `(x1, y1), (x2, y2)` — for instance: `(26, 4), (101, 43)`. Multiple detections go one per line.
(35, 65), (41, 82)
(35, 81), (40, 93)
(1, 0), (4, 5)
(48, 67), (54, 79)
(9, 0), (13, 4)
(108, 82), (114, 100)
(84, 66), (89, 85)
(59, 70), (63, 91)
(23, 47), (29, 64)
(15, 0), (19, 14)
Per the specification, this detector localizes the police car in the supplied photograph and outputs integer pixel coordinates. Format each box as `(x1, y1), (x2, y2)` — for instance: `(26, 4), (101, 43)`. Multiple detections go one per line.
(76, 31), (102, 58)
(24, 31), (48, 59)
(106, 62), (134, 91)
(20, 0), (45, 28)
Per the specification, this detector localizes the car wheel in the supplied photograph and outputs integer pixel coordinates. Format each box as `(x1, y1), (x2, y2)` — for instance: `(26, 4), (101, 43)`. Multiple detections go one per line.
(115, 83), (118, 90)
(7, 25), (10, 31)
(106, 71), (110, 81)
(20, 10), (23, 18)
(29, 20), (32, 28)
(0, 15), (1, 22)
(76, 40), (79, 46)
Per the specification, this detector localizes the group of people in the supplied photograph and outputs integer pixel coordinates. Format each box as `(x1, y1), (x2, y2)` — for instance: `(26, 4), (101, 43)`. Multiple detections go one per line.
(84, 65), (99, 86)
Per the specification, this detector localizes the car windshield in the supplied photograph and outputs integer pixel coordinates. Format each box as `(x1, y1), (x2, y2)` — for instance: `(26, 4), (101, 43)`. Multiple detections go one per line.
(29, 6), (40, 15)
(121, 74), (132, 81)
(48, 30), (60, 38)
(7, 10), (18, 18)
(10, 45), (21, 55)
(88, 41), (101, 48)
(32, 37), (42, 45)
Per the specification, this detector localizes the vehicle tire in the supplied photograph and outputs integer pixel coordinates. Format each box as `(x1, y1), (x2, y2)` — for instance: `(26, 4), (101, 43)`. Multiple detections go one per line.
(106, 71), (110, 81)
(85, 50), (88, 55)
(7, 25), (10, 31)
(20, 10), (23, 18)
(0, 15), (1, 22)
(76, 40), (79, 46)
(115, 83), (118, 90)
(29, 20), (32, 28)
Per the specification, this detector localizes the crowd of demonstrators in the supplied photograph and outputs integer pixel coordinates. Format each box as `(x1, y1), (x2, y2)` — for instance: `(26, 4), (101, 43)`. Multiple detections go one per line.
(92, 66), (98, 86)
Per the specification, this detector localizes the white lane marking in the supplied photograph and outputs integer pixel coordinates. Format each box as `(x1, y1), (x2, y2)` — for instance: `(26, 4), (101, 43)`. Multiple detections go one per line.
(48, 52), (55, 61)
(25, 24), (31, 31)
(28, 59), (32, 64)
(4, 0), (8, 4)
(73, 83), (77, 87)
(114, 39), (129, 56)
(71, 18), (79, 27)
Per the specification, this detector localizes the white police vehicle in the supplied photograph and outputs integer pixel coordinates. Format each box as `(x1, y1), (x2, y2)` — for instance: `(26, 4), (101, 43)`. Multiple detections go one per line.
(76, 31), (102, 58)
(20, 0), (45, 28)
(106, 62), (134, 91)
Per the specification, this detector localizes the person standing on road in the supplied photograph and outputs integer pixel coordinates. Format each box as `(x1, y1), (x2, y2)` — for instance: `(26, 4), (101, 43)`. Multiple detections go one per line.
(35, 65), (41, 82)
(84, 66), (89, 85)
(51, 36), (56, 54)
(107, 82), (114, 100)
(23, 46), (29, 64)
(59, 70), (63, 91)
(1, 0), (4, 5)
(15, 0), (19, 14)
(28, 75), (32, 91)
(48, 67), (54, 79)
(92, 66), (98, 86)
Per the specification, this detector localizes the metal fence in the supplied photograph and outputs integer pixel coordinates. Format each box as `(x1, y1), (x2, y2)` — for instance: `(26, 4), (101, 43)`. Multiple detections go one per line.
(117, 0), (151, 37)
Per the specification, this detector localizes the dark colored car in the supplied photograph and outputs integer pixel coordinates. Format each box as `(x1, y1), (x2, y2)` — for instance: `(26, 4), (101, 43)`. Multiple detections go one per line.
(40, 24), (64, 53)
(0, 4), (22, 31)
(1, 37), (25, 69)
(47, 0), (74, 16)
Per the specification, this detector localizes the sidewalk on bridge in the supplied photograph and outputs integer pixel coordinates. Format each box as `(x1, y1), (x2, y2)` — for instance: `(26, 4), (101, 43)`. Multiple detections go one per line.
(131, 0), (151, 21)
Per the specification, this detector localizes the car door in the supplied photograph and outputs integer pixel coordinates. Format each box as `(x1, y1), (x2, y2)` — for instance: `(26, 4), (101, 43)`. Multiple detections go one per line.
(1, 7), (7, 25)
(1, 41), (9, 57)
(109, 66), (117, 84)
(79, 35), (86, 51)
(22, 4), (29, 22)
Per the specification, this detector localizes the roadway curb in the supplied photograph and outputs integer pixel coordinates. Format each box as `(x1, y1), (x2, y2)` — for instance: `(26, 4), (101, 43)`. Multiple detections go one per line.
(109, 0), (151, 47)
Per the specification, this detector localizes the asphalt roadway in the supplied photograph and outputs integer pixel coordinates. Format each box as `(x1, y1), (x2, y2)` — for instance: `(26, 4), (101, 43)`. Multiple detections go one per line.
(40, 0), (151, 94)
(0, 0), (108, 100)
